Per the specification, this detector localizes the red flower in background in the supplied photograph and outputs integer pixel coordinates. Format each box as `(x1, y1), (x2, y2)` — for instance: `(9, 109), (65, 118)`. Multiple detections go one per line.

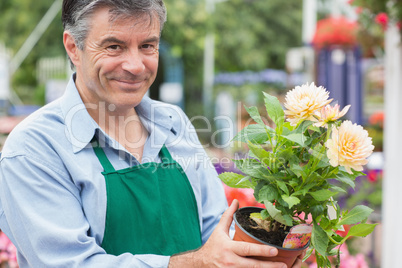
(312, 16), (358, 49)
(367, 169), (383, 183)
(222, 184), (264, 208)
(375, 12), (388, 30)
(336, 224), (351, 237)
(0, 231), (18, 268)
(368, 111), (384, 128)
(355, 6), (364, 14)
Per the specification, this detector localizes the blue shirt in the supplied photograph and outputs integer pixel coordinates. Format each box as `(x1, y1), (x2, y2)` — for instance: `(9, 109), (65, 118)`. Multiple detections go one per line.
(0, 75), (228, 267)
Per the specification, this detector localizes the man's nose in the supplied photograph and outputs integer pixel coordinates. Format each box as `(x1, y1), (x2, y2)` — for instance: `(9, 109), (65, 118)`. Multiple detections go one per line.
(121, 49), (146, 74)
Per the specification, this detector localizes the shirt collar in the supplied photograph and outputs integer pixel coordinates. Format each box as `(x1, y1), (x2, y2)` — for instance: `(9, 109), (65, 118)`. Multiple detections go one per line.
(60, 74), (175, 153)
(135, 95), (175, 133)
(60, 74), (99, 153)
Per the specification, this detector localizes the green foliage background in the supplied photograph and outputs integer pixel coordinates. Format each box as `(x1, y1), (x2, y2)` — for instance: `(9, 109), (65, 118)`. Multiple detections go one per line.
(0, 0), (64, 104)
(0, 0), (302, 112)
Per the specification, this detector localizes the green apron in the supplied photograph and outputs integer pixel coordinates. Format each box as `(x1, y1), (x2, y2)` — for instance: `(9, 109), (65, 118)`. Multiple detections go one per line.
(92, 139), (202, 256)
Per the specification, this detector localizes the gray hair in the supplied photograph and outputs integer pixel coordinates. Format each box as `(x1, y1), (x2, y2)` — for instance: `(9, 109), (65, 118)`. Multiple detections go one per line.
(62, 0), (167, 69)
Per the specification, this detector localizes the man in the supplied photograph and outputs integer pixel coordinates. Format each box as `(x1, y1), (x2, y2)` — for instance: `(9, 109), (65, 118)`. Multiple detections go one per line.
(0, 0), (302, 267)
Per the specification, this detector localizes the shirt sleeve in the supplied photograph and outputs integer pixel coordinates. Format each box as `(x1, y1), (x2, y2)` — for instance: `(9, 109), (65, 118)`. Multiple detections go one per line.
(197, 148), (229, 244)
(176, 109), (230, 244)
(0, 154), (170, 268)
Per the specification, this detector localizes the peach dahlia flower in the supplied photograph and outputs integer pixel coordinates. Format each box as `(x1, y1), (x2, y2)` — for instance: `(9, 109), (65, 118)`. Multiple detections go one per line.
(326, 120), (374, 174)
(313, 104), (351, 127)
(284, 83), (332, 126)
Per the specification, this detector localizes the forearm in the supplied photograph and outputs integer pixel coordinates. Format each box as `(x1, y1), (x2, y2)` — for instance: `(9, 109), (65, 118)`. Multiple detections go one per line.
(168, 250), (199, 268)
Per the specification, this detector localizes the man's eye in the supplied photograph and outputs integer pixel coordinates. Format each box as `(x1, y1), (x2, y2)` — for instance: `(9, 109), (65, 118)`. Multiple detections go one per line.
(106, 45), (121, 51)
(141, 44), (158, 54)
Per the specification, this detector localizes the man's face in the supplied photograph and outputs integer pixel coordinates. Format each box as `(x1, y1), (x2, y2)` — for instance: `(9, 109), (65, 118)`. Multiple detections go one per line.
(72, 7), (160, 111)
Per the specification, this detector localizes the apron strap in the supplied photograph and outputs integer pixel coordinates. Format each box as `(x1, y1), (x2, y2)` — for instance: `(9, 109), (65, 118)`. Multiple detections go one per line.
(91, 137), (116, 173)
(159, 145), (175, 164)
(91, 137), (173, 170)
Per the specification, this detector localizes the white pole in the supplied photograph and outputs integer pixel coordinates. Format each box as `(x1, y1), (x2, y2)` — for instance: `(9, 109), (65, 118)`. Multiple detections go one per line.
(382, 23), (402, 268)
(0, 43), (10, 101)
(301, 0), (316, 83)
(302, 0), (317, 45)
(203, 33), (215, 118)
(203, 0), (216, 118)
(9, 0), (62, 76)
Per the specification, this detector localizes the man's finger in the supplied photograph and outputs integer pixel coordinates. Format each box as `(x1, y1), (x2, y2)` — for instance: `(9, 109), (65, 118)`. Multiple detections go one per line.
(231, 240), (279, 258)
(291, 256), (303, 268)
(217, 199), (239, 232)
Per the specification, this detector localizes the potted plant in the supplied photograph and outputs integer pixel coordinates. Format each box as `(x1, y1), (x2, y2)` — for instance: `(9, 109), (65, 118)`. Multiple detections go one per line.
(219, 83), (377, 267)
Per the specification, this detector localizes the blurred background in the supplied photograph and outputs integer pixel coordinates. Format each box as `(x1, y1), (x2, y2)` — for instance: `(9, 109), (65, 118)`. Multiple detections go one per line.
(0, 0), (397, 267)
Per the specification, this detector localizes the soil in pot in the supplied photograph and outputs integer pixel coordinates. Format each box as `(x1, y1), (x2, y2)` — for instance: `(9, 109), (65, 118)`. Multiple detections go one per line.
(236, 209), (291, 247)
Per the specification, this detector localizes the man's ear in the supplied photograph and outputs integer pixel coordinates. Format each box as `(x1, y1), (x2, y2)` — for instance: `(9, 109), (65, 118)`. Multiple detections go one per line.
(63, 31), (80, 67)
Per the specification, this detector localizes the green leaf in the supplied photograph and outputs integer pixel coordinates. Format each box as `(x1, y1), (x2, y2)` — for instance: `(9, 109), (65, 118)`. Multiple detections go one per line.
(276, 180), (289, 195)
(309, 189), (336, 201)
(282, 133), (306, 147)
(281, 120), (312, 147)
(335, 175), (356, 189)
(283, 214), (294, 226)
(263, 92), (285, 130)
(276, 145), (293, 162)
(254, 184), (279, 203)
(338, 205), (374, 225)
(250, 212), (262, 219)
(299, 183), (316, 196)
(310, 143), (326, 160)
(328, 247), (339, 256)
(218, 172), (254, 188)
(282, 194), (300, 208)
(338, 168), (366, 178)
(310, 204), (325, 220)
(289, 163), (304, 178)
(264, 200), (293, 226)
(340, 223), (377, 244)
(331, 234), (343, 244)
(289, 179), (299, 189)
(309, 125), (322, 133)
(245, 105), (265, 125)
(330, 185), (347, 194)
(238, 176), (257, 188)
(315, 159), (331, 170)
(232, 158), (270, 181)
(233, 124), (272, 144)
(303, 248), (314, 262)
(303, 171), (322, 185)
(322, 166), (339, 179)
(316, 253), (332, 268)
(260, 209), (270, 220)
(312, 222), (329, 257)
(347, 168), (366, 178)
(319, 217), (330, 230)
(247, 142), (272, 167)
(282, 122), (295, 132)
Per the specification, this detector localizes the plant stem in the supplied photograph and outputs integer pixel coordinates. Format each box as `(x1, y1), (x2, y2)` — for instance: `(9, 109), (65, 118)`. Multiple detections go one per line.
(265, 126), (274, 153)
(308, 126), (333, 177)
(335, 244), (341, 268)
(328, 235), (341, 245)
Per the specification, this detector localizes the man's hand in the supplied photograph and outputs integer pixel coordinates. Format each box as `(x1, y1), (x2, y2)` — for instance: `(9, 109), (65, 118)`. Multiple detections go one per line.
(291, 250), (306, 268)
(169, 200), (295, 268)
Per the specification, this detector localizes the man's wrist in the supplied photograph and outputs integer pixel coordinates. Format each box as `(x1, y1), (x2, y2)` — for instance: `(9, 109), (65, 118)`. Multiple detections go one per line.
(169, 248), (200, 268)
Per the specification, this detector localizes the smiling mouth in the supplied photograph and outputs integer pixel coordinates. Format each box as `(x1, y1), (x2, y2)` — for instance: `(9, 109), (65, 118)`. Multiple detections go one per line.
(115, 79), (143, 85)
(112, 79), (146, 90)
